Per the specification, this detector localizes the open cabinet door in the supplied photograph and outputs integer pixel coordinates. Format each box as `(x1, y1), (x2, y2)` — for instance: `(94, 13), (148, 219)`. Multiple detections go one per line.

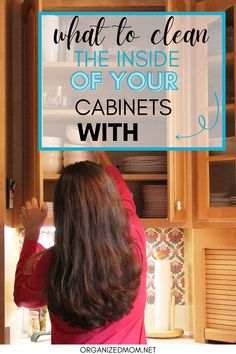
(3, 0), (42, 344)
(22, 0), (42, 204)
(0, 0), (7, 344)
(166, 0), (193, 226)
(4, 2), (23, 344)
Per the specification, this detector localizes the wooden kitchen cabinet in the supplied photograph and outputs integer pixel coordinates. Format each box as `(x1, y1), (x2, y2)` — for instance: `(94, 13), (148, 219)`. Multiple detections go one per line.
(193, 228), (236, 343)
(192, 0), (236, 345)
(194, 0), (236, 227)
(21, 0), (192, 229)
(171, 0), (236, 344)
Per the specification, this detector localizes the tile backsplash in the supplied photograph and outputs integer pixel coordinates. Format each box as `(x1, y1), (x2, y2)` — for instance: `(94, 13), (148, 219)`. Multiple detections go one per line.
(145, 228), (185, 306)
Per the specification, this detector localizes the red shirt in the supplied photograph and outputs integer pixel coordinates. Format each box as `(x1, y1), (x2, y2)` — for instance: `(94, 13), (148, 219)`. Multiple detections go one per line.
(14, 166), (147, 344)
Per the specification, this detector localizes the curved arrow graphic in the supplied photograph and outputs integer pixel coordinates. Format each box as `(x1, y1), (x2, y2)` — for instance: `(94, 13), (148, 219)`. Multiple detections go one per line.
(176, 92), (220, 140)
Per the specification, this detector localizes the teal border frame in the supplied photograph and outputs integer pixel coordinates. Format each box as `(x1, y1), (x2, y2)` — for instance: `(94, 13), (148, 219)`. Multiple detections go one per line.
(38, 11), (226, 151)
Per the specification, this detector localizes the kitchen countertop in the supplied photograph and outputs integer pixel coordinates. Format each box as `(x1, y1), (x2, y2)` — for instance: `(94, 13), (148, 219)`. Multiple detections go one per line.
(147, 335), (199, 345)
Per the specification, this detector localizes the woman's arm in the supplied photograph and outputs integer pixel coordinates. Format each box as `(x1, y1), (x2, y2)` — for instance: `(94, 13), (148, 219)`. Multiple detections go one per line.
(95, 151), (113, 167)
(14, 240), (49, 309)
(95, 151), (136, 214)
(14, 198), (50, 309)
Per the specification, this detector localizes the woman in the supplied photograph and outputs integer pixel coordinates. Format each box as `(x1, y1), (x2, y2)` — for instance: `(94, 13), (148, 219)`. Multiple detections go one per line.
(14, 151), (147, 344)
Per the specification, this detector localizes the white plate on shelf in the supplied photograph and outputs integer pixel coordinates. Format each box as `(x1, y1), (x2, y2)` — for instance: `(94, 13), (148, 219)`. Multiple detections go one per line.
(65, 125), (88, 146)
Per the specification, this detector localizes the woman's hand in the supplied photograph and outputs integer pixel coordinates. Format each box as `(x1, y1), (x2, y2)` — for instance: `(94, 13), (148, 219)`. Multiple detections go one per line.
(95, 151), (113, 167)
(20, 197), (48, 241)
(88, 138), (112, 167)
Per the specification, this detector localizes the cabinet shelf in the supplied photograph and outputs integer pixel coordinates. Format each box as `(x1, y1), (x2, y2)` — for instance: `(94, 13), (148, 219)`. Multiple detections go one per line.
(43, 109), (159, 119)
(44, 52), (234, 69)
(43, 109), (104, 120)
(45, 216), (169, 228)
(208, 52), (234, 63)
(43, 173), (168, 181)
(225, 103), (235, 113)
(43, 109), (87, 117)
(208, 154), (236, 162)
(121, 173), (167, 181)
(44, 173), (60, 180)
(43, 108), (157, 119)
(140, 217), (169, 228)
(208, 103), (235, 112)
(43, 61), (118, 69)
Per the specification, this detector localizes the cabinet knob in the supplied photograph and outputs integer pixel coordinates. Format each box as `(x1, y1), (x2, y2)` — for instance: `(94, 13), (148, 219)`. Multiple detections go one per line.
(175, 200), (182, 211)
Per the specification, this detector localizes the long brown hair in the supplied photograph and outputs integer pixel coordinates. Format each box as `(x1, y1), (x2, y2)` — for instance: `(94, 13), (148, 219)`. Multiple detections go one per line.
(46, 161), (141, 329)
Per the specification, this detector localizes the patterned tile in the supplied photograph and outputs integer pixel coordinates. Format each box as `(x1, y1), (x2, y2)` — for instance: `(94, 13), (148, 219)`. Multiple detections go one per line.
(145, 228), (185, 306)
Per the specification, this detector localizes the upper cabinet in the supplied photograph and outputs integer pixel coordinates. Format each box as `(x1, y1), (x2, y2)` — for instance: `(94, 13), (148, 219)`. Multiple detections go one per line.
(21, 0), (235, 229)
(20, 0), (192, 229)
(194, 0), (236, 227)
